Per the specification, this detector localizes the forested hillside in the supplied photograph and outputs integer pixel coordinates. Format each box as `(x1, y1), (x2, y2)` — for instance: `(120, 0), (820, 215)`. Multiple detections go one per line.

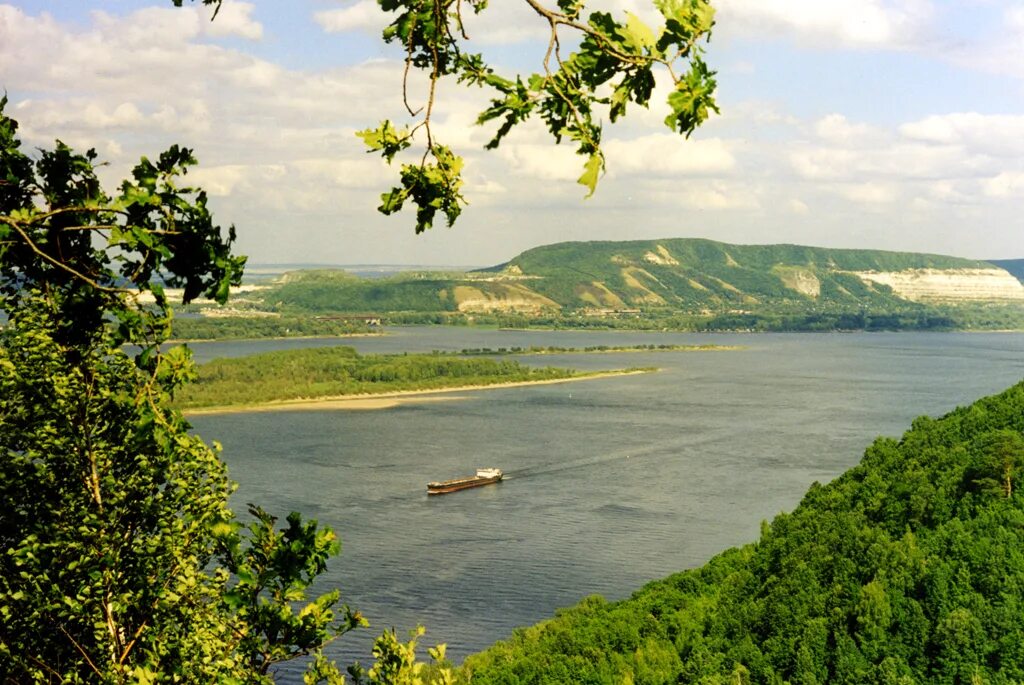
(250, 240), (1023, 329)
(462, 381), (1024, 684)
(500, 238), (994, 308)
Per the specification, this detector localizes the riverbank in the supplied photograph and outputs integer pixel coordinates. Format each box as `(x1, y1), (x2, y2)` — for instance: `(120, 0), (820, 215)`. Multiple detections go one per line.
(183, 369), (653, 415)
(167, 332), (385, 344)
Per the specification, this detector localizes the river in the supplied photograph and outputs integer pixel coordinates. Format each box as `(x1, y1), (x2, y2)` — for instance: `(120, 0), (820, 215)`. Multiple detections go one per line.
(186, 327), (1024, 675)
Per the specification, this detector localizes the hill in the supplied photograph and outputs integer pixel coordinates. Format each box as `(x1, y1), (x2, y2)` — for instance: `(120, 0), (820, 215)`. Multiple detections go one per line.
(989, 259), (1024, 284)
(247, 239), (1024, 330)
(462, 381), (1024, 684)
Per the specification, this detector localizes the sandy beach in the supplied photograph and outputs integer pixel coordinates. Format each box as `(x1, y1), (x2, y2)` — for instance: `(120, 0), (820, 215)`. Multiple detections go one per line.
(183, 369), (652, 416)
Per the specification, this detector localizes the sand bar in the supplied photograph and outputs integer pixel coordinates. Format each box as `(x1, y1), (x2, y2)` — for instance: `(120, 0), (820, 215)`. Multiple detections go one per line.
(183, 369), (652, 416)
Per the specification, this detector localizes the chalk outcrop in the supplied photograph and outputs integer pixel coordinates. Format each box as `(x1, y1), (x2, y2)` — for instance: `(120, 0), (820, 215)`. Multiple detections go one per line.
(852, 268), (1024, 302)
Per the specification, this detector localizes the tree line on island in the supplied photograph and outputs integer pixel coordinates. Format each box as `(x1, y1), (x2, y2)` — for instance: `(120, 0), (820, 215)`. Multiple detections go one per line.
(174, 346), (604, 410)
(170, 315), (374, 341)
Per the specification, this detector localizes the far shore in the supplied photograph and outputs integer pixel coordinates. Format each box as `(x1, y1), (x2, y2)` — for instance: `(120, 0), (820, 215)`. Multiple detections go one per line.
(182, 369), (653, 416)
(167, 331), (386, 344)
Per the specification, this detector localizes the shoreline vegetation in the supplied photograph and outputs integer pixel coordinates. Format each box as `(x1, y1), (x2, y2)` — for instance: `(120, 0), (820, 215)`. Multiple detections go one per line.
(174, 344), (662, 412)
(182, 369), (651, 415)
(453, 343), (740, 355)
(168, 314), (377, 341)
(167, 331), (384, 344)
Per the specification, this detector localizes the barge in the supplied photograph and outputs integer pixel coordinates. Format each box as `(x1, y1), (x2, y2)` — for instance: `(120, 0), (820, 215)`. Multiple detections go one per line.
(427, 468), (503, 495)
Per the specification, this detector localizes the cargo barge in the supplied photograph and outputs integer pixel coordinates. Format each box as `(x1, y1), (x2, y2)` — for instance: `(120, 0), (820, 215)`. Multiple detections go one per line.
(427, 468), (503, 495)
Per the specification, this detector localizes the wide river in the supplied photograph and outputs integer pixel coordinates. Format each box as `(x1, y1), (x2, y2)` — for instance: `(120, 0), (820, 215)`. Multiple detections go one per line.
(187, 327), (1024, 675)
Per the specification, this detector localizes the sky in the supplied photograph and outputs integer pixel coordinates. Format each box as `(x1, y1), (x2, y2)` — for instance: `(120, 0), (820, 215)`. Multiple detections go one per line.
(1, 0), (1023, 267)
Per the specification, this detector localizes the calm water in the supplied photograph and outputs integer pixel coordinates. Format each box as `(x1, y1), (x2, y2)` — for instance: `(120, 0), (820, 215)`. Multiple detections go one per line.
(187, 328), (1024, 675)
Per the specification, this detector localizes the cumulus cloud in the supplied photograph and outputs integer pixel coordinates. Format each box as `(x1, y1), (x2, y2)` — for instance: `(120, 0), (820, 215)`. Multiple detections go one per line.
(3, 3), (1022, 263)
(834, 181), (899, 205)
(788, 198), (810, 214)
(813, 114), (883, 144)
(899, 113), (1024, 156)
(604, 135), (737, 177)
(714, 0), (935, 49)
(203, 1), (263, 40)
(983, 172), (1024, 198)
(315, 0), (388, 34)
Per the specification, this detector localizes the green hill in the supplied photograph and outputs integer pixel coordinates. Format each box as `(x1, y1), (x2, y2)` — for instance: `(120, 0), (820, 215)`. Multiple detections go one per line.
(502, 239), (992, 310)
(462, 381), (1024, 684)
(247, 239), (1024, 330)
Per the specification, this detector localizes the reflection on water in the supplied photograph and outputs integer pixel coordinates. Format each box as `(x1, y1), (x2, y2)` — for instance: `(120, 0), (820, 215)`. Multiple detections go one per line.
(187, 328), (1024, 677)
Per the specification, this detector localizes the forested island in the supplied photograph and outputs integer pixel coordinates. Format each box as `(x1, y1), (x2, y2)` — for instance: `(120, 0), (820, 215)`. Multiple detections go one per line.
(175, 346), (650, 411)
(461, 381), (1024, 684)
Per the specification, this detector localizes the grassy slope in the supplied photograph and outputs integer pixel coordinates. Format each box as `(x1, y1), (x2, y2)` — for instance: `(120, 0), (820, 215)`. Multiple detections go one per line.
(463, 381), (1024, 684)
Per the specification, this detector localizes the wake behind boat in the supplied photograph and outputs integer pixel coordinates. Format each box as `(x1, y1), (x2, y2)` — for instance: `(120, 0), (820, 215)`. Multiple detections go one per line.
(427, 468), (503, 495)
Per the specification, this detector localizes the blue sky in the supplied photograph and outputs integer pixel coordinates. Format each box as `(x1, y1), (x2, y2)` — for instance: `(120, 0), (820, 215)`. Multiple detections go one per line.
(2, 0), (1023, 265)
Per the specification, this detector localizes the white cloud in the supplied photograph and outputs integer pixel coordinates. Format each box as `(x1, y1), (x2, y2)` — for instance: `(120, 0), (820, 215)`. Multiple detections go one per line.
(1009, 5), (1024, 31)
(203, 1), (263, 40)
(813, 113), (881, 143)
(899, 112), (1024, 156)
(788, 198), (810, 214)
(497, 143), (582, 183)
(834, 181), (899, 204)
(604, 135), (737, 176)
(315, 0), (387, 34)
(649, 180), (761, 210)
(715, 0), (935, 48)
(983, 171), (1024, 198)
(3, 3), (1022, 264)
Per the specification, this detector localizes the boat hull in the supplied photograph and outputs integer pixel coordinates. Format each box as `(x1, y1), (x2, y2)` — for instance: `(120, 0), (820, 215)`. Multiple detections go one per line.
(426, 474), (502, 495)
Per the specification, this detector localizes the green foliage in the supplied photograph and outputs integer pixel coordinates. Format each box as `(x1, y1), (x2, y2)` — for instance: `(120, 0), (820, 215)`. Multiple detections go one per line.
(376, 145), (465, 233)
(171, 315), (373, 341)
(258, 276), (460, 313)
(464, 381), (1024, 684)
(174, 346), (589, 409)
(359, 627), (455, 685)
(0, 302), (240, 682)
(216, 506), (368, 678)
(0, 94), (244, 356)
(0, 97), (438, 684)
(360, 0), (717, 232)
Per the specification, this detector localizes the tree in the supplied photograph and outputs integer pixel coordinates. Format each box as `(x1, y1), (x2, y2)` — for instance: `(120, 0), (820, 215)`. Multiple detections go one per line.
(970, 429), (1024, 499)
(181, 0), (719, 234)
(0, 97), (365, 683)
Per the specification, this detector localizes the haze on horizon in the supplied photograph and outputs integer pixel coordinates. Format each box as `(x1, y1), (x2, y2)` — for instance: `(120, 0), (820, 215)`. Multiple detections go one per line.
(2, 0), (1023, 266)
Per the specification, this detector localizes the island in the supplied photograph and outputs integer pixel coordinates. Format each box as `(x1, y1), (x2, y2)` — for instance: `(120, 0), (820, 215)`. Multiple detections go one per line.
(175, 345), (656, 414)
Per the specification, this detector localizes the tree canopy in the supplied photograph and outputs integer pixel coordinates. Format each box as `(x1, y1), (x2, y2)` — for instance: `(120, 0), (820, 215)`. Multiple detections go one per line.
(0, 94), (374, 682)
